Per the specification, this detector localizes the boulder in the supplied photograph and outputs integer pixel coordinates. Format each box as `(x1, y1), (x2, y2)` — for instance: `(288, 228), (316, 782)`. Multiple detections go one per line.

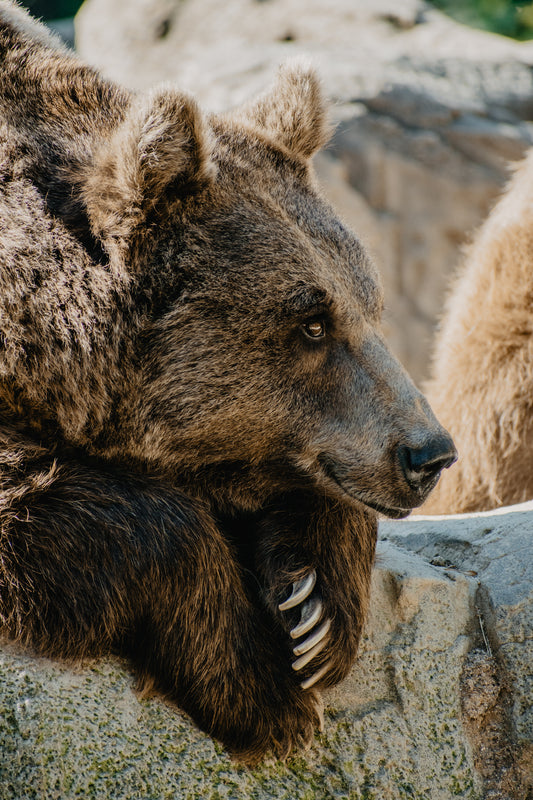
(1, 504), (531, 799)
(382, 502), (533, 800)
(75, 0), (533, 382)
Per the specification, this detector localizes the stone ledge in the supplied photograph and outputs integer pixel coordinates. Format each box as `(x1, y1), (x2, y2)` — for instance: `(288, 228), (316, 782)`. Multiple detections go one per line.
(2, 504), (531, 799)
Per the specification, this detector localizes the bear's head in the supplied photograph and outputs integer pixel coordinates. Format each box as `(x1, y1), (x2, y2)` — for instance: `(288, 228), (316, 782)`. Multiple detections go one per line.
(82, 63), (456, 517)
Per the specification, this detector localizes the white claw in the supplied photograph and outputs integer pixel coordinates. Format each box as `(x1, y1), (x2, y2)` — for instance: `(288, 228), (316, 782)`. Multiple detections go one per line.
(301, 661), (331, 691)
(293, 618), (331, 657)
(292, 634), (328, 672)
(290, 596), (322, 639)
(278, 570), (317, 612)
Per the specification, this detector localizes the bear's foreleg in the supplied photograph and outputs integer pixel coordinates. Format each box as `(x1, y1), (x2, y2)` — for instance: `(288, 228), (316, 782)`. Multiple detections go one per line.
(253, 493), (377, 690)
(0, 432), (321, 761)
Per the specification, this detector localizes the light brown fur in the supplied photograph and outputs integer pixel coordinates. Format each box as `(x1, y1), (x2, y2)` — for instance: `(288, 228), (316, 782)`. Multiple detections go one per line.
(424, 151), (533, 514)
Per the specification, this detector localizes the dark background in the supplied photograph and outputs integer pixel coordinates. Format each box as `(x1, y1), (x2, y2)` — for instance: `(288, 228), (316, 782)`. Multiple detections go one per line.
(19, 0), (82, 20)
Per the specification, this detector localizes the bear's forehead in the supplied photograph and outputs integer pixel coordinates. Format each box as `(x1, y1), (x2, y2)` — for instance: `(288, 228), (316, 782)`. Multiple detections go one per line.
(193, 137), (384, 321)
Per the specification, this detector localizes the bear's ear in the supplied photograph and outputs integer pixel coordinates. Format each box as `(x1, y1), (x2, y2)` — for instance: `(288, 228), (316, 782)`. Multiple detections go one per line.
(82, 88), (214, 242)
(237, 61), (333, 158)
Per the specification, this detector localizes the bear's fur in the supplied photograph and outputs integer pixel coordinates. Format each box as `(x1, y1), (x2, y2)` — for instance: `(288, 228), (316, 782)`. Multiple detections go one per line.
(423, 151), (533, 515)
(0, 1), (454, 760)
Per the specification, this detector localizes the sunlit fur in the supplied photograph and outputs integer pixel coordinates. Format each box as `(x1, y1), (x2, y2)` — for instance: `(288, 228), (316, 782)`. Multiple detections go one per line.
(0, 1), (449, 761)
(424, 151), (533, 514)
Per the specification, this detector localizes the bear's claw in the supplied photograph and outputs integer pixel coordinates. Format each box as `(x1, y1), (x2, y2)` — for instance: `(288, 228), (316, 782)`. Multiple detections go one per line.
(292, 617), (331, 657)
(278, 570), (316, 610)
(292, 632), (329, 670)
(300, 662), (331, 691)
(279, 570), (332, 689)
(290, 596), (322, 639)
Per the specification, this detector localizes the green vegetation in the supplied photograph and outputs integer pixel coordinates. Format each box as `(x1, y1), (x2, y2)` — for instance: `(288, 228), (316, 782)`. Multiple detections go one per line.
(429, 0), (533, 39)
(19, 0), (83, 21)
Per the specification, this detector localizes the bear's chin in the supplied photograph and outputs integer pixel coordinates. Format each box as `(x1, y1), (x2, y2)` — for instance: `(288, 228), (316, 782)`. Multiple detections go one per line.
(315, 457), (413, 519)
(339, 486), (414, 520)
(359, 499), (412, 520)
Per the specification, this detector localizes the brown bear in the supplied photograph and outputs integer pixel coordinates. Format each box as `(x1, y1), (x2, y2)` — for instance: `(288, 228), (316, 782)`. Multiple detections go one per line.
(423, 151), (533, 515)
(0, 0), (456, 762)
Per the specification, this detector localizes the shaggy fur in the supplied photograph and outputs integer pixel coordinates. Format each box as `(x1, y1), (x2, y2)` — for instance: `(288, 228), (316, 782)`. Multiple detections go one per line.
(0, 1), (453, 761)
(423, 151), (533, 514)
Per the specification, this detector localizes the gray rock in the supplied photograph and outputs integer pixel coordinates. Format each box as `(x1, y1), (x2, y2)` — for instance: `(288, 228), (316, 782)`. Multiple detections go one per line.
(381, 502), (533, 750)
(1, 505), (531, 798)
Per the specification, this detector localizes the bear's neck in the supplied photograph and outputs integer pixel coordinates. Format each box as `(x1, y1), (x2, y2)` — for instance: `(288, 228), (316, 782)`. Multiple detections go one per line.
(0, 12), (140, 447)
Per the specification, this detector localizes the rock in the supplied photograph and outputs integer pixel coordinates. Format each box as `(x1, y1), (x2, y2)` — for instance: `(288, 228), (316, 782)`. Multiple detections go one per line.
(381, 501), (533, 799)
(76, 0), (533, 382)
(381, 503), (533, 744)
(1, 504), (531, 799)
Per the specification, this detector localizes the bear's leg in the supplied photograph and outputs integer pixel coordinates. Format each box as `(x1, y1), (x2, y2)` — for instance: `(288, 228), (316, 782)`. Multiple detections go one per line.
(252, 493), (377, 690)
(0, 433), (321, 761)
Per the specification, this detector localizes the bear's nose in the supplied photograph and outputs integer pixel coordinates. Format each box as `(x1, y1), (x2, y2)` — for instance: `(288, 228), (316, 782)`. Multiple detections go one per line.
(398, 434), (457, 491)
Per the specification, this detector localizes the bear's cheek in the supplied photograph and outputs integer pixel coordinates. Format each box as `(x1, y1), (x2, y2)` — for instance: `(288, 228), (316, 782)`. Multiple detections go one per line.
(125, 341), (297, 467)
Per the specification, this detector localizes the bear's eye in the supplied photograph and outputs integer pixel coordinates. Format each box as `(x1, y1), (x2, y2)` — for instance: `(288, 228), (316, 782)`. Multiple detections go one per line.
(302, 318), (326, 340)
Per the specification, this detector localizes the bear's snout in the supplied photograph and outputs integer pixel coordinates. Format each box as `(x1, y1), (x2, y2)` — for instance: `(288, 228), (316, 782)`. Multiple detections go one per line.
(397, 433), (457, 495)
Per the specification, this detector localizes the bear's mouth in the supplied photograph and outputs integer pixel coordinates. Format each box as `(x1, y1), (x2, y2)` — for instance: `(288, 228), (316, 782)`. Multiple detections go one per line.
(317, 455), (413, 519)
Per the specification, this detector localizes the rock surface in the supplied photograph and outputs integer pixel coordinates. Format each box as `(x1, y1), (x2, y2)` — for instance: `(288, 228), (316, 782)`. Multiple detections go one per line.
(1, 504), (531, 799)
(382, 502), (533, 799)
(75, 0), (533, 382)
